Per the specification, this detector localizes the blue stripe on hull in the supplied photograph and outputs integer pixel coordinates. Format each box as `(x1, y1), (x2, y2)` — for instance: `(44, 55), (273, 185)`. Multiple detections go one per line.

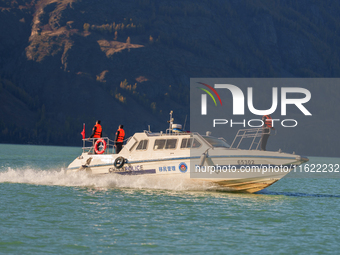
(68, 155), (297, 170)
(114, 169), (156, 175)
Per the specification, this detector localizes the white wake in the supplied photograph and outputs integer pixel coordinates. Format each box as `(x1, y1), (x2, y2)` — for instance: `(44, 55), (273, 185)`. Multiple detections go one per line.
(0, 167), (219, 191)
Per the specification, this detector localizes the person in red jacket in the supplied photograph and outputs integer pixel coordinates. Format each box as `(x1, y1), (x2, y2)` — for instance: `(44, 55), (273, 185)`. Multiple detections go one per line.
(261, 115), (275, 151)
(114, 125), (125, 154)
(89, 120), (103, 154)
(90, 120), (102, 139)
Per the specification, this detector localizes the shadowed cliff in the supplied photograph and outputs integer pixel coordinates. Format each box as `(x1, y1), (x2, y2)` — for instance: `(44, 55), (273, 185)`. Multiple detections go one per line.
(1, 0), (340, 156)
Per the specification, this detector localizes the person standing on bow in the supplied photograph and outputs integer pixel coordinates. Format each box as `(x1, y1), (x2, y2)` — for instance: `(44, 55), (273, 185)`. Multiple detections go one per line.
(114, 125), (125, 154)
(261, 115), (275, 151)
(89, 120), (102, 144)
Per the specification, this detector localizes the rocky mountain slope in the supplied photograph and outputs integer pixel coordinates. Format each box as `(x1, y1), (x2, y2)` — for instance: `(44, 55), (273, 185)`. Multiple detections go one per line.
(1, 0), (340, 156)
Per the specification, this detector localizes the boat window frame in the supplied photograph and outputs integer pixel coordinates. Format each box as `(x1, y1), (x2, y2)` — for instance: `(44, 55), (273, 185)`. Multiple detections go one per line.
(192, 138), (202, 148)
(180, 138), (202, 149)
(164, 139), (177, 149)
(136, 139), (149, 151)
(153, 138), (178, 150)
(153, 139), (166, 150)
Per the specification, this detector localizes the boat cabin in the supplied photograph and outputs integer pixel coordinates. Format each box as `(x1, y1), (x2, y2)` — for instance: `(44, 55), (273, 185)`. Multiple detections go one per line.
(82, 130), (231, 156)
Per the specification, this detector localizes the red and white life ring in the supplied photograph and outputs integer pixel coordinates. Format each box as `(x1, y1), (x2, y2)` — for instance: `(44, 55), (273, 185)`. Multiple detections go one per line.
(94, 139), (107, 154)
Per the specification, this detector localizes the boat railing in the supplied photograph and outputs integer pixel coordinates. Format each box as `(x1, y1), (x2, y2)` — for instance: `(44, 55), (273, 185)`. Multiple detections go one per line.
(145, 130), (192, 136)
(82, 137), (116, 154)
(230, 128), (264, 150)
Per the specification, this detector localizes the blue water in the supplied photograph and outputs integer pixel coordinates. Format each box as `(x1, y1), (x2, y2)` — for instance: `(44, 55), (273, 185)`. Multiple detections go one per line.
(0, 144), (339, 254)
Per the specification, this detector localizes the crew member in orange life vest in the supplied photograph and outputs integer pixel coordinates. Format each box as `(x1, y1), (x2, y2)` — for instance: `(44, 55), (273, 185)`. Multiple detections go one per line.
(114, 125), (125, 154)
(90, 120), (102, 142)
(261, 115), (275, 151)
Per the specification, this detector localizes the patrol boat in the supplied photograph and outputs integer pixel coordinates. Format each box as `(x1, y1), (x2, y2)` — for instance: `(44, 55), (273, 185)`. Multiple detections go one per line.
(66, 112), (308, 193)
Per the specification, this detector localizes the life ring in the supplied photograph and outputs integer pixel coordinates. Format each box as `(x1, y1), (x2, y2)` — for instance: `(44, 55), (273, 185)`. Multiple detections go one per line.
(114, 156), (125, 169)
(94, 139), (107, 154)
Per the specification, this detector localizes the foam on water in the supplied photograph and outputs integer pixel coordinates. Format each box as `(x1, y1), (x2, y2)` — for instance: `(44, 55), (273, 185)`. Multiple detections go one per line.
(0, 167), (219, 191)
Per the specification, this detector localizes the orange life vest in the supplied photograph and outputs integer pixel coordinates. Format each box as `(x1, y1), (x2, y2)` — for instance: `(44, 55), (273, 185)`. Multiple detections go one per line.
(263, 115), (273, 128)
(116, 128), (125, 143)
(93, 124), (102, 138)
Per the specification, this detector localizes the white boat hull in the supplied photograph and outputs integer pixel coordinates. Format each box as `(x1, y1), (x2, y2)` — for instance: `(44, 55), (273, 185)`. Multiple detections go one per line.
(67, 150), (307, 193)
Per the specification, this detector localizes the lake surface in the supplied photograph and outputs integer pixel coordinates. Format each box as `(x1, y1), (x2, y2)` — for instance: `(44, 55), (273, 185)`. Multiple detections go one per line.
(0, 144), (339, 254)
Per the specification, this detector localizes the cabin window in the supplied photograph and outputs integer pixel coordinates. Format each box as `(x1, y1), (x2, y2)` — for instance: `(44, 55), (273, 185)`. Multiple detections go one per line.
(154, 139), (166, 150)
(192, 139), (201, 148)
(181, 138), (201, 149)
(165, 139), (177, 149)
(136, 139), (148, 150)
(154, 139), (178, 150)
(181, 138), (188, 148)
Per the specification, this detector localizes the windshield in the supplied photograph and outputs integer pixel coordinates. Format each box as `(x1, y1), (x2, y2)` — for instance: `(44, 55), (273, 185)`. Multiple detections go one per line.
(202, 136), (230, 148)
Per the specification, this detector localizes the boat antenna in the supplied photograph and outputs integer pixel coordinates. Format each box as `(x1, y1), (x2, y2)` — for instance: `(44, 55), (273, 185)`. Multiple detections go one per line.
(148, 125), (151, 132)
(168, 110), (174, 131)
(183, 115), (187, 131)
